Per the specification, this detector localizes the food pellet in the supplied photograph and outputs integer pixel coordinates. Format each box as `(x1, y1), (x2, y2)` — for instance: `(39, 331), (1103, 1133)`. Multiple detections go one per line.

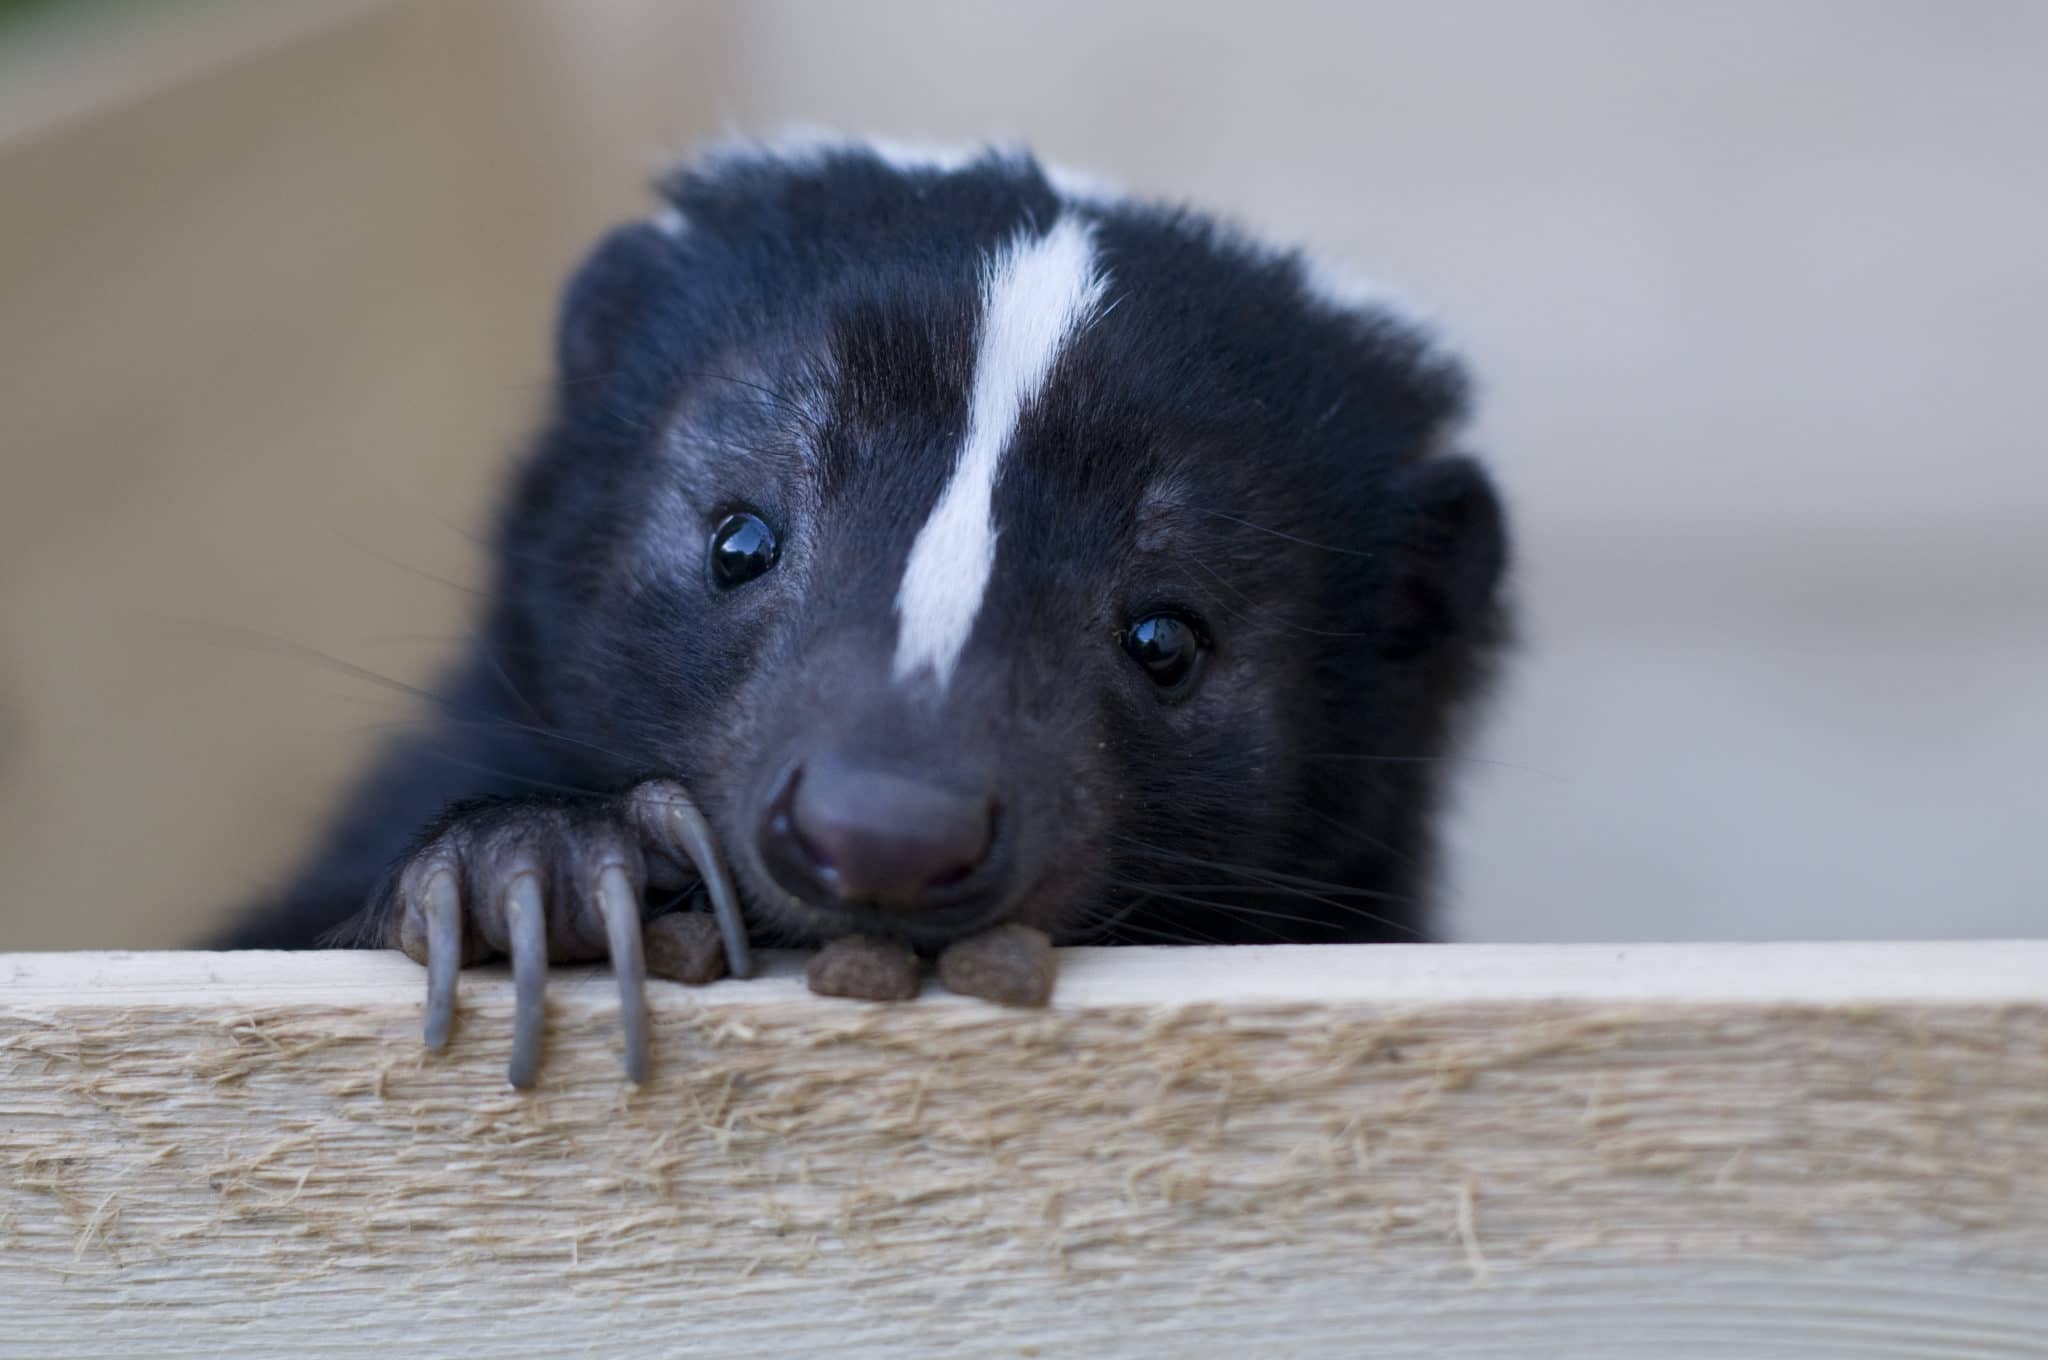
(937, 924), (1056, 1007)
(806, 934), (922, 1001)
(643, 911), (728, 985)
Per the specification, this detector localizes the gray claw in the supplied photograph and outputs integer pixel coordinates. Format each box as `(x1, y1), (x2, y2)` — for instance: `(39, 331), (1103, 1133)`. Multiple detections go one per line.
(422, 869), (462, 1051)
(597, 864), (649, 1083)
(504, 871), (547, 1089)
(644, 784), (753, 980)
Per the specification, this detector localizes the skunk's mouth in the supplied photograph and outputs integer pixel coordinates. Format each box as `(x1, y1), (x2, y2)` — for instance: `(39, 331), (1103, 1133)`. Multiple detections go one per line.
(724, 834), (1024, 953)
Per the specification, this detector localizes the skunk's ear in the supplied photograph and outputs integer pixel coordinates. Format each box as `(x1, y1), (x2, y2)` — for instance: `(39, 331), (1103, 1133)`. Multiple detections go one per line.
(1378, 455), (1509, 660)
(554, 221), (673, 392)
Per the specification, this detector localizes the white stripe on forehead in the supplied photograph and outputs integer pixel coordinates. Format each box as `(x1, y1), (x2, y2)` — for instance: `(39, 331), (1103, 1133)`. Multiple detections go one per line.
(892, 216), (1108, 689)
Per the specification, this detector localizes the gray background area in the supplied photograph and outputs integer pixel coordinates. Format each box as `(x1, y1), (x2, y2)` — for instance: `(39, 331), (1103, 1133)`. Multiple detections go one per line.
(1, 0), (2042, 947)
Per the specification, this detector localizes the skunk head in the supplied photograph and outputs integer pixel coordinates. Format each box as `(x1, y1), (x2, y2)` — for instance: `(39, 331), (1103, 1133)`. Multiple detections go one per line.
(502, 136), (1508, 948)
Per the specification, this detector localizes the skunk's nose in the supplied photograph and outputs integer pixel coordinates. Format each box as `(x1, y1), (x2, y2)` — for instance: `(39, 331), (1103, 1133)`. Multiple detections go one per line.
(759, 754), (998, 912)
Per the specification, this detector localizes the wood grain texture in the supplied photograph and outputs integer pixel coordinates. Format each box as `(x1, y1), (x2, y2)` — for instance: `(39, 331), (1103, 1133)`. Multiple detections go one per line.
(4, 943), (2047, 1358)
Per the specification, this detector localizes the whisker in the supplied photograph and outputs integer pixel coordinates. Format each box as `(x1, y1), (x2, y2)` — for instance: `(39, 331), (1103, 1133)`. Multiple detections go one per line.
(1111, 877), (1414, 939)
(1099, 918), (1232, 946)
(413, 749), (612, 800)
(1303, 751), (1561, 779)
(1076, 894), (1237, 946)
(1177, 552), (1377, 640)
(1111, 840), (1410, 902)
(1108, 840), (1420, 937)
(1189, 508), (1373, 558)
(1116, 878), (1376, 897)
(560, 365), (830, 443)
(673, 368), (829, 439)
(161, 617), (650, 771)
(451, 717), (644, 770)
(1099, 883), (1302, 943)
(329, 528), (483, 598)
(475, 641), (551, 731)
(157, 618), (450, 708)
(1287, 803), (1413, 868)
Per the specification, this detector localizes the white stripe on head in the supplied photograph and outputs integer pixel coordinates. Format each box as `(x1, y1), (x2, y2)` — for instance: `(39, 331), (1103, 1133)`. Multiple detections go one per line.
(892, 215), (1108, 689)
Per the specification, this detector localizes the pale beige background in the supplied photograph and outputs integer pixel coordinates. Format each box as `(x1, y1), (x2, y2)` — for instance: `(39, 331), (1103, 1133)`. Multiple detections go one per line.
(2, 0), (2043, 948)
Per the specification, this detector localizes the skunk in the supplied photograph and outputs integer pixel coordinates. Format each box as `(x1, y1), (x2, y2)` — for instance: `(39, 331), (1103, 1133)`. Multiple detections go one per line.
(217, 135), (1510, 1081)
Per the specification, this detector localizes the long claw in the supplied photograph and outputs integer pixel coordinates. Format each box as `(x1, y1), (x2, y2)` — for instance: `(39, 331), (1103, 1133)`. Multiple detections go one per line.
(504, 871), (547, 1089)
(657, 793), (753, 981)
(422, 869), (462, 1051)
(597, 864), (648, 1083)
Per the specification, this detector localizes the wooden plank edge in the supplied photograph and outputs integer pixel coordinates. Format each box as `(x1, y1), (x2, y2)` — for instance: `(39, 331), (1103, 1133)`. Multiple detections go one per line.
(8, 939), (2048, 1011)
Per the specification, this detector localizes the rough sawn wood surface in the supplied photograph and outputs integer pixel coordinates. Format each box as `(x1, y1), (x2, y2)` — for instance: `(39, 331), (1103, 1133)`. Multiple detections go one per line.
(3, 943), (2046, 1358)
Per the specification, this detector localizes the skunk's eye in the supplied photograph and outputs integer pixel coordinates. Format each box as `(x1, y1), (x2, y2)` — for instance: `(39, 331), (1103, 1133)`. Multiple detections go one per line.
(709, 511), (778, 588)
(1122, 612), (1206, 695)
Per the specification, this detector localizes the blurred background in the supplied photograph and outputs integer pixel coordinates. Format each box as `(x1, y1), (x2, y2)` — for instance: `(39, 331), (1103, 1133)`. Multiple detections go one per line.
(2, 0), (2043, 948)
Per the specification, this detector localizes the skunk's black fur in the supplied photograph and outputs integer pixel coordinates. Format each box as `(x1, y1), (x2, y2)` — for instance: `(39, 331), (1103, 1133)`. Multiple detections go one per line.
(217, 138), (1509, 952)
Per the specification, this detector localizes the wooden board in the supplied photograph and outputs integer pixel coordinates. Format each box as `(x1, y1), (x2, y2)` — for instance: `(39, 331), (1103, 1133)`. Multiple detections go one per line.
(4, 943), (2047, 1357)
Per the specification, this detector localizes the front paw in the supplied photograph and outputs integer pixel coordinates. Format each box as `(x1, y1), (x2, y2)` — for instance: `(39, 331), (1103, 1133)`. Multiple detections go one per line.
(374, 779), (748, 1088)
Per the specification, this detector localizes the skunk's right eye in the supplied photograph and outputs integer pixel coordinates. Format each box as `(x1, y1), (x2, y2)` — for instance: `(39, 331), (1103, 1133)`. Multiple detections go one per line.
(1122, 611), (1206, 697)
(709, 511), (779, 588)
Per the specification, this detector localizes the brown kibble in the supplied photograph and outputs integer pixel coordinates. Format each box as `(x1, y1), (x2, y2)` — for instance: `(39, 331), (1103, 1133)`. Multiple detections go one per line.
(807, 935), (921, 1001)
(643, 912), (728, 985)
(937, 924), (1056, 1007)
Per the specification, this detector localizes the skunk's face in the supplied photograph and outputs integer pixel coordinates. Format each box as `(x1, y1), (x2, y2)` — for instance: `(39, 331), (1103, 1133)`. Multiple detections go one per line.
(509, 142), (1507, 948)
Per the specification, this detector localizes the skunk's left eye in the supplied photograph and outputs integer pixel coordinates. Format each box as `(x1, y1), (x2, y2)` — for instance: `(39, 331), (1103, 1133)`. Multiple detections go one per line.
(1122, 612), (1206, 696)
(709, 511), (779, 588)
